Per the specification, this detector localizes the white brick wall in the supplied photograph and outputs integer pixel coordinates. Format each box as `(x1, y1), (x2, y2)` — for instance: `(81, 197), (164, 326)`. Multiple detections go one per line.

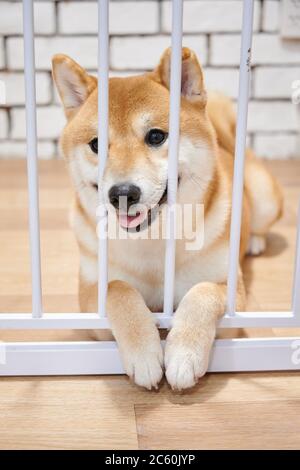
(0, 72), (51, 105)
(248, 101), (299, 132)
(253, 34), (300, 65)
(162, 1), (261, 33)
(206, 68), (240, 99)
(11, 106), (66, 140)
(59, 1), (159, 35)
(0, 140), (56, 159)
(0, 110), (8, 139)
(0, 0), (299, 160)
(7, 37), (99, 70)
(253, 133), (299, 159)
(0, 38), (4, 69)
(262, 0), (280, 32)
(254, 67), (300, 98)
(210, 35), (241, 66)
(0, 1), (55, 35)
(111, 35), (207, 69)
(211, 34), (300, 66)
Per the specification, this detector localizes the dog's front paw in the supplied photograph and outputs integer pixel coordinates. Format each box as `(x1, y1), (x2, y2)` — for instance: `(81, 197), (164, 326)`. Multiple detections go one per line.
(165, 332), (211, 391)
(247, 234), (266, 256)
(121, 336), (164, 390)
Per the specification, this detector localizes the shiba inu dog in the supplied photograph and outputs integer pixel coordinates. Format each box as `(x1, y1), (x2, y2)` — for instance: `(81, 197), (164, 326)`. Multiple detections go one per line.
(52, 48), (283, 391)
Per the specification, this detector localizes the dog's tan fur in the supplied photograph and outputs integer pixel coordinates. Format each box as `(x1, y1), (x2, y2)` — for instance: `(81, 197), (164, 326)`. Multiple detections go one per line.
(52, 48), (283, 390)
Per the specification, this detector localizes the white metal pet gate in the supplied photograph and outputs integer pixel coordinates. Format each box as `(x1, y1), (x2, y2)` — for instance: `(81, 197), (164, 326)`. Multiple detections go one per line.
(0, 0), (300, 376)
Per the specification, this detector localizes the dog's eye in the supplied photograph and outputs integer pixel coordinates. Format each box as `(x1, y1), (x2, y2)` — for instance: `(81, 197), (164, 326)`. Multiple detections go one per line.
(88, 138), (98, 154)
(145, 129), (168, 147)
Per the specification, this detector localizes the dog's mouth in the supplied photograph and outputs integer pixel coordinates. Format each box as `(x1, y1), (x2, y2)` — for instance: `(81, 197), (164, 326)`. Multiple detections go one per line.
(92, 182), (169, 232)
(118, 185), (168, 232)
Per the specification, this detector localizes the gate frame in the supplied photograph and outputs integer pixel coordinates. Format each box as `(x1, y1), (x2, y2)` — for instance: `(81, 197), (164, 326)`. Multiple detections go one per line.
(0, 0), (300, 377)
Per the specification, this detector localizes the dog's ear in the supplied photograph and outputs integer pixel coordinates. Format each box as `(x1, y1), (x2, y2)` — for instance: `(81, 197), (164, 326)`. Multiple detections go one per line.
(52, 54), (97, 118)
(154, 47), (207, 107)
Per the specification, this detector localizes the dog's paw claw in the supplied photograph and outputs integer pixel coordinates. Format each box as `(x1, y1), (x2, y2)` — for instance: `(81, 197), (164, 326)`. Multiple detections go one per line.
(165, 340), (209, 391)
(123, 343), (164, 390)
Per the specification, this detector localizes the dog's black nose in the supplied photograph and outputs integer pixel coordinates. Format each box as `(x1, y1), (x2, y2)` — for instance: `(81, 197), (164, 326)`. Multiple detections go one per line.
(109, 184), (141, 210)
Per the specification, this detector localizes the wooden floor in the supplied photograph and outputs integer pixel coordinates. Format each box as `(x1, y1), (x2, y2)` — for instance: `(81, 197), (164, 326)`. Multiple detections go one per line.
(0, 159), (299, 450)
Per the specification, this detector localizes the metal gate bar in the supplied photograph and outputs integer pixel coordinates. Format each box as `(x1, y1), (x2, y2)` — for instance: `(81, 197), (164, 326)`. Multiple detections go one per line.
(293, 204), (300, 319)
(226, 0), (254, 315)
(163, 0), (183, 316)
(0, 310), (298, 330)
(1, 337), (300, 376)
(97, 0), (109, 317)
(23, 0), (42, 318)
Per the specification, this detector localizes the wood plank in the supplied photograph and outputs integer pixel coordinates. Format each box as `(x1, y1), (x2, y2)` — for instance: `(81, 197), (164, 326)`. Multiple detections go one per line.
(135, 400), (300, 449)
(0, 377), (138, 450)
(1, 371), (300, 449)
(0, 160), (70, 189)
(1, 208), (69, 230)
(0, 230), (78, 296)
(0, 294), (79, 313)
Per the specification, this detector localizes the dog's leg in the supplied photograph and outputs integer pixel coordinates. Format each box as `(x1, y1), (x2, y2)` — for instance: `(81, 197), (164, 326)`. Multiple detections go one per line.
(79, 275), (163, 389)
(245, 152), (283, 257)
(165, 279), (246, 390)
(107, 280), (163, 390)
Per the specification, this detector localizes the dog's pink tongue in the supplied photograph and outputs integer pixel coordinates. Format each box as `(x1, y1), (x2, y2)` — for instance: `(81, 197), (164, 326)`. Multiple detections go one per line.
(118, 211), (146, 229)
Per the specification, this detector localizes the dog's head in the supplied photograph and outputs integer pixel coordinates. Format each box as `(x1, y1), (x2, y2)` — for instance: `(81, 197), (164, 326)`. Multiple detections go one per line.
(52, 48), (216, 231)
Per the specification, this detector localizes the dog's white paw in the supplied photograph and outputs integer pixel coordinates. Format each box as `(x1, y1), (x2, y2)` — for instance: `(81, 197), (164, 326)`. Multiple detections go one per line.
(165, 336), (210, 391)
(247, 235), (266, 256)
(121, 340), (164, 390)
